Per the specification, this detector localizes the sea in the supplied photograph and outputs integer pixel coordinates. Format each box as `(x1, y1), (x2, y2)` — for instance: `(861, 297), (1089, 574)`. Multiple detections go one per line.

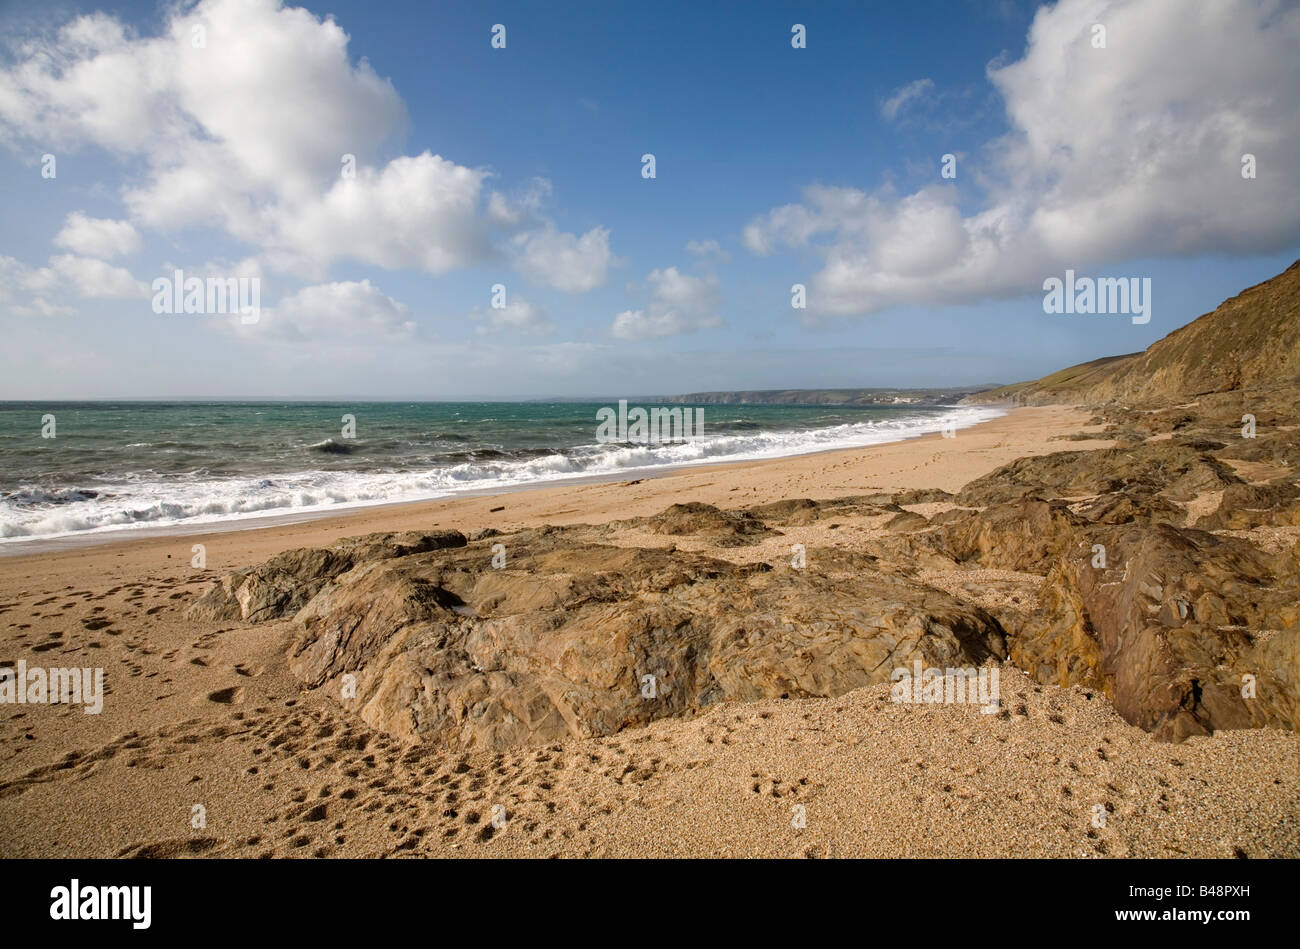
(0, 400), (1004, 546)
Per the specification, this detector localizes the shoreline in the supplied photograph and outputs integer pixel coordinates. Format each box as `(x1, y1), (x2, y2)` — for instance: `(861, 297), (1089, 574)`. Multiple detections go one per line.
(0, 403), (1008, 557)
(5, 399), (1300, 860)
(0, 403), (1063, 567)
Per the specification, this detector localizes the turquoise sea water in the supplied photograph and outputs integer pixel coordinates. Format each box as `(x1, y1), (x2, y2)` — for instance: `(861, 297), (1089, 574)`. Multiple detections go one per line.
(0, 400), (1002, 543)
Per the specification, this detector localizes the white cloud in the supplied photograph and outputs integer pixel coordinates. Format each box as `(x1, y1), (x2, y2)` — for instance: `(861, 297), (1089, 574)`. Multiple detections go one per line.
(487, 177), (553, 229)
(611, 266), (723, 340)
(512, 226), (615, 293)
(742, 200), (824, 256)
(880, 78), (934, 121)
(0, 1), (404, 198)
(0, 0), (606, 285)
(26, 255), (148, 299)
(267, 152), (493, 277)
(0, 256), (27, 300)
(470, 296), (554, 336)
(54, 213), (142, 259)
(1, 252), (147, 315)
(685, 238), (731, 263)
(248, 279), (414, 341)
(10, 297), (76, 318)
(746, 0), (1300, 318)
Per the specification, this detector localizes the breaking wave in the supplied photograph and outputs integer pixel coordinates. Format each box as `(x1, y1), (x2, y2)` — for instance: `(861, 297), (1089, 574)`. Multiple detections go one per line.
(0, 405), (1003, 543)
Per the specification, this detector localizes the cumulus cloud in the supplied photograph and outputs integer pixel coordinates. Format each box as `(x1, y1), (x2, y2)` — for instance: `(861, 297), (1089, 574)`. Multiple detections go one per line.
(0, 1), (406, 240)
(267, 153), (493, 277)
(248, 279), (414, 341)
(745, 0), (1300, 318)
(512, 226), (615, 293)
(1, 251), (148, 317)
(20, 254), (148, 299)
(611, 266), (723, 340)
(880, 78), (934, 121)
(0, 256), (27, 300)
(0, 0), (607, 287)
(470, 296), (555, 336)
(54, 213), (142, 259)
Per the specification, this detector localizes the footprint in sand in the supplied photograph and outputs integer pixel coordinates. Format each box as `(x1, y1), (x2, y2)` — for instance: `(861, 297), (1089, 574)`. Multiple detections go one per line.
(203, 686), (245, 705)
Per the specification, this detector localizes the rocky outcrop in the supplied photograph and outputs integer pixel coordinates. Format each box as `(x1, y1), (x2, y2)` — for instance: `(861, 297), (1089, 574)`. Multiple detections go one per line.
(956, 442), (1241, 508)
(189, 518), (1006, 750)
(634, 502), (775, 546)
(938, 498), (1085, 573)
(1015, 523), (1300, 740)
(185, 530), (466, 622)
(185, 546), (357, 623)
(279, 533), (1006, 748)
(1194, 481), (1300, 529)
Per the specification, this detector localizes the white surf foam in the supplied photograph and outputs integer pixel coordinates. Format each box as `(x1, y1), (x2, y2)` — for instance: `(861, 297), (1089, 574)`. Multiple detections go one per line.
(0, 405), (1004, 543)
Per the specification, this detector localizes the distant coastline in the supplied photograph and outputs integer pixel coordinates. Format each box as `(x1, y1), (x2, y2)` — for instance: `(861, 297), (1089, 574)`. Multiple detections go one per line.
(657, 385), (999, 407)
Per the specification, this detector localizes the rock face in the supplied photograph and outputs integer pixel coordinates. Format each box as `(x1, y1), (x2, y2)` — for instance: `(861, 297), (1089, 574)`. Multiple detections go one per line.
(185, 547), (357, 623)
(955, 442), (1241, 508)
(1016, 523), (1299, 741)
(955, 259), (1300, 740)
(939, 498), (1085, 573)
(1195, 481), (1300, 529)
(858, 396), (1300, 742)
(184, 531), (466, 622)
(279, 533), (1005, 748)
(634, 502), (774, 546)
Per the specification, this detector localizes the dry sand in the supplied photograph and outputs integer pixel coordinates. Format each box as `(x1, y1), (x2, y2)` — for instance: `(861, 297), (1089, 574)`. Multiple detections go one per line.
(2, 404), (1297, 858)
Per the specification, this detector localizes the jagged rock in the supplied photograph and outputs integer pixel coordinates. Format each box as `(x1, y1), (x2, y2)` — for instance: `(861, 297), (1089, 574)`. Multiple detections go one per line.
(937, 498), (1086, 573)
(750, 498), (821, 525)
(884, 511), (929, 532)
(185, 547), (356, 622)
(747, 496), (904, 527)
(280, 527), (1005, 749)
(1015, 523), (1300, 740)
(334, 529), (466, 561)
(925, 507), (977, 527)
(957, 442), (1241, 507)
(1195, 481), (1300, 529)
(185, 529), (465, 622)
(637, 502), (775, 546)
(1075, 489), (1185, 526)
(894, 488), (954, 505)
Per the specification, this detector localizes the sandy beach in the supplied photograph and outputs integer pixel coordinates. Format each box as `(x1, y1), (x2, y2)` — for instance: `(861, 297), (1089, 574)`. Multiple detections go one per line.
(2, 403), (1297, 859)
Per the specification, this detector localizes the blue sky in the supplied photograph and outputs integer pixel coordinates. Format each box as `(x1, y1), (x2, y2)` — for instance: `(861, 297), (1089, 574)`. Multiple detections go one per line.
(1, 0), (1297, 399)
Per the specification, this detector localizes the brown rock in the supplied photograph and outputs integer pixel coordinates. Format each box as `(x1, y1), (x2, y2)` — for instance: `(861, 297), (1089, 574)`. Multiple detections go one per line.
(884, 511), (929, 532)
(185, 529), (466, 623)
(1195, 481), (1300, 529)
(636, 502), (775, 546)
(185, 546), (355, 622)
(1015, 523), (1300, 740)
(278, 525), (1005, 749)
